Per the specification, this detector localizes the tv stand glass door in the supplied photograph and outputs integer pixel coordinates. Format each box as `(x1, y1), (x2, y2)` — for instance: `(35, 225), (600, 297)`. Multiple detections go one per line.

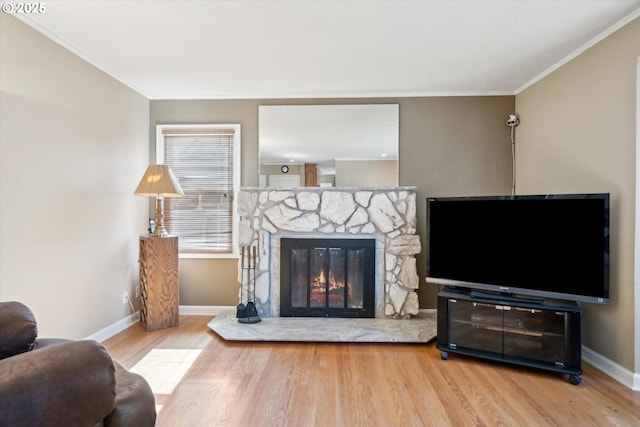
(437, 288), (582, 384)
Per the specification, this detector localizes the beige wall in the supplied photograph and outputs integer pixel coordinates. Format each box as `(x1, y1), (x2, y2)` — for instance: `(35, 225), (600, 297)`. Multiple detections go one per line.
(260, 163), (305, 186)
(516, 18), (639, 371)
(150, 100), (259, 306)
(151, 96), (515, 308)
(335, 159), (397, 187)
(0, 15), (150, 338)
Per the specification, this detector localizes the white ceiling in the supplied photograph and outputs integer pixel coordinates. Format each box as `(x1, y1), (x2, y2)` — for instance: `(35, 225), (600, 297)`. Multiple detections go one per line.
(16, 0), (640, 100)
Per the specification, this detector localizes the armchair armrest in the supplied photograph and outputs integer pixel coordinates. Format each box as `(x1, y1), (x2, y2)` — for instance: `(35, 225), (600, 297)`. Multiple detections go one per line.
(0, 340), (116, 426)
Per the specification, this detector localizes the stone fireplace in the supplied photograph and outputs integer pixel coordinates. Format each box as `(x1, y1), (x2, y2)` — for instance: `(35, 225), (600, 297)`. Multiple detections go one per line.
(237, 187), (421, 319)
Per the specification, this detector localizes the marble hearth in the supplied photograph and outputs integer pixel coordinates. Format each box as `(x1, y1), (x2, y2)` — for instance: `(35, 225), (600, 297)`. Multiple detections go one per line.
(208, 311), (437, 342)
(237, 187), (421, 319)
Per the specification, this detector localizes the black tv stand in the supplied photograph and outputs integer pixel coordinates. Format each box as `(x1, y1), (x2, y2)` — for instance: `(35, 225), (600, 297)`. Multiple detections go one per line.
(437, 288), (582, 385)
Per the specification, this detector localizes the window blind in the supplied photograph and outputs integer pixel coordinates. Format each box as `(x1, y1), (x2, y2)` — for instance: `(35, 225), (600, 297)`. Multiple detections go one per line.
(161, 128), (235, 254)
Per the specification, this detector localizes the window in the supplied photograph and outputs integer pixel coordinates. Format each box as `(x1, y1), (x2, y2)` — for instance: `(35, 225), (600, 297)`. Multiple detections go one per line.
(156, 124), (241, 257)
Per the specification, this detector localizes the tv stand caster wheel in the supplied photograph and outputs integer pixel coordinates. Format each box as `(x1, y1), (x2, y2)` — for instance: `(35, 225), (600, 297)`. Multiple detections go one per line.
(568, 374), (582, 385)
(441, 351), (448, 360)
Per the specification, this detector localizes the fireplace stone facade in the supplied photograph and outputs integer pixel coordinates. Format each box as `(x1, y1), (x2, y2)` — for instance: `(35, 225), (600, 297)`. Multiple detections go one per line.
(237, 187), (421, 319)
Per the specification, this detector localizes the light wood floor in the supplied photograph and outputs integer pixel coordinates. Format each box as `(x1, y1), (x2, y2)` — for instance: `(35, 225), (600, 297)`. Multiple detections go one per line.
(104, 315), (640, 427)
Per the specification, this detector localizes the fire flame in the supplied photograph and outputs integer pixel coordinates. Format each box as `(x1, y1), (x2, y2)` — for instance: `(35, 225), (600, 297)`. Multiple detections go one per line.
(312, 270), (346, 292)
(318, 270), (326, 283)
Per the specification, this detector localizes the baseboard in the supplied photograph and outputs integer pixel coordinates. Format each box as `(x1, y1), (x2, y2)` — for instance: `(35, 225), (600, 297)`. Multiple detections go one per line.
(179, 305), (232, 315)
(86, 306), (231, 342)
(86, 311), (140, 343)
(582, 345), (639, 390)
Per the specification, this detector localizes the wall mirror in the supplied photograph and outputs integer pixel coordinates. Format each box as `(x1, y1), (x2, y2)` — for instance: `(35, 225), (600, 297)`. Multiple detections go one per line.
(258, 104), (399, 187)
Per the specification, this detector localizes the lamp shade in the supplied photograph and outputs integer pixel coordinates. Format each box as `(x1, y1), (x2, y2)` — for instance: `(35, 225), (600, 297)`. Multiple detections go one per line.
(134, 164), (184, 197)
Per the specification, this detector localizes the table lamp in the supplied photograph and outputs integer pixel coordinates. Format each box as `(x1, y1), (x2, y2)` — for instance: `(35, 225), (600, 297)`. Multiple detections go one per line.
(134, 164), (184, 237)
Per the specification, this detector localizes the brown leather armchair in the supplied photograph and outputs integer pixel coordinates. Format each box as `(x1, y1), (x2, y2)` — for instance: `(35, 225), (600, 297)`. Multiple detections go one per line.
(0, 301), (156, 426)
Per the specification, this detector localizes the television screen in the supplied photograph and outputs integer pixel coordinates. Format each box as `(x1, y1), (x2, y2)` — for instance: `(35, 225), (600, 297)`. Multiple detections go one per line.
(426, 194), (609, 304)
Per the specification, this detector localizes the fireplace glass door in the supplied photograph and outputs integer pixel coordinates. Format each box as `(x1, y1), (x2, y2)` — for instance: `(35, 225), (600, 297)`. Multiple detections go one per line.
(281, 238), (375, 317)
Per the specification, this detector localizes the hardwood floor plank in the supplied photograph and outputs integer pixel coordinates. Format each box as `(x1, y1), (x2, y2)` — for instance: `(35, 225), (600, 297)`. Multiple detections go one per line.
(103, 316), (640, 427)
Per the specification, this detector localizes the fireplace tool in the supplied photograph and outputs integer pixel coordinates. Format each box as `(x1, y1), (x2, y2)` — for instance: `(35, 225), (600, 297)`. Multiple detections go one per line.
(237, 245), (261, 324)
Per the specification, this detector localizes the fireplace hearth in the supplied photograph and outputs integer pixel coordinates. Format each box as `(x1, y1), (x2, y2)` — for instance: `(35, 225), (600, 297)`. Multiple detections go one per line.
(281, 238), (375, 318)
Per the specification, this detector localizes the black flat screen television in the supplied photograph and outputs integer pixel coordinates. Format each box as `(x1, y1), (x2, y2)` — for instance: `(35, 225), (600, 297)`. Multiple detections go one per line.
(426, 193), (609, 304)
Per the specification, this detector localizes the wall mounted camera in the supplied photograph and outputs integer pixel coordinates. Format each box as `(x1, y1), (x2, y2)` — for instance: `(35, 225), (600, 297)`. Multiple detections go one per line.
(506, 114), (520, 127)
